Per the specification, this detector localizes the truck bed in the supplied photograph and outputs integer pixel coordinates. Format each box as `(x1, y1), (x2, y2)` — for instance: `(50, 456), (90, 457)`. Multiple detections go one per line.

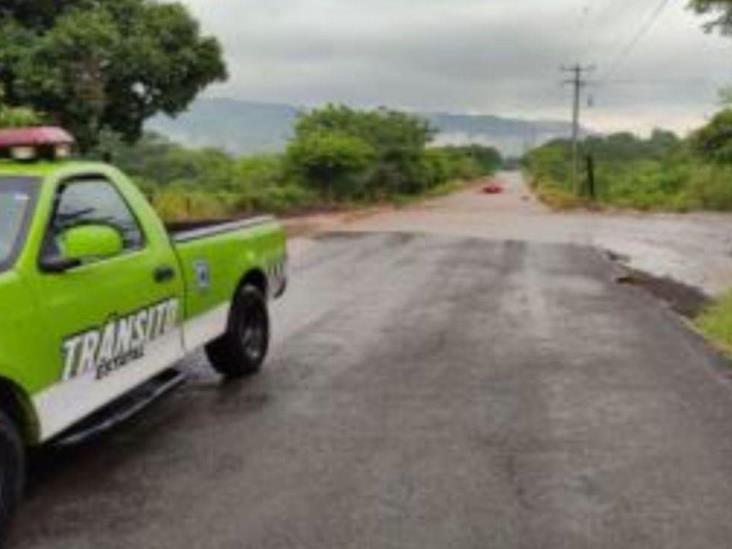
(166, 215), (275, 243)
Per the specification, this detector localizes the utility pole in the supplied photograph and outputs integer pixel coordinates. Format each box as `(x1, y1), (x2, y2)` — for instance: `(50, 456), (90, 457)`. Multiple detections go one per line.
(561, 64), (594, 194)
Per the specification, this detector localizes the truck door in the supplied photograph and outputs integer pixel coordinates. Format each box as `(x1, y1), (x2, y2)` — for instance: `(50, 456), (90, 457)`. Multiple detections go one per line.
(32, 176), (185, 440)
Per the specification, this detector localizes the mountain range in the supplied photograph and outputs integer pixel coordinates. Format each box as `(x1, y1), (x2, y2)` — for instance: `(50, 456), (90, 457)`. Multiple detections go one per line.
(149, 98), (582, 157)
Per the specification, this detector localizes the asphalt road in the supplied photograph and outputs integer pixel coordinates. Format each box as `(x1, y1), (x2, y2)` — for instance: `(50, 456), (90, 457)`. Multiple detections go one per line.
(11, 231), (732, 548)
(339, 172), (732, 296)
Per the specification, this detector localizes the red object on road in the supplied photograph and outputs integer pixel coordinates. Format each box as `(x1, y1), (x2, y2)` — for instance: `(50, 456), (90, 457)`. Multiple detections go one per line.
(481, 182), (504, 194)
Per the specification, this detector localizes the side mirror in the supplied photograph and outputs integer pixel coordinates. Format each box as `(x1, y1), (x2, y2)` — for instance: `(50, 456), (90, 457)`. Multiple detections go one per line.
(42, 225), (124, 273)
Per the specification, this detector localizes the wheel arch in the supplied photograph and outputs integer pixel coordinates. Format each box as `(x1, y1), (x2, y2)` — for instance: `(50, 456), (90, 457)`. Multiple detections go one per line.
(238, 268), (268, 298)
(0, 377), (40, 446)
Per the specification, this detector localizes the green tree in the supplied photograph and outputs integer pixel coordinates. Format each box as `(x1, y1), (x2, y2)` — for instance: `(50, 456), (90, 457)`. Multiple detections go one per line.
(689, 0), (732, 32)
(291, 104), (436, 197)
(691, 109), (732, 164)
(287, 131), (376, 201)
(525, 140), (573, 185)
(98, 131), (239, 188)
(234, 155), (286, 192)
(648, 128), (680, 150)
(0, 0), (226, 150)
(0, 1), (82, 29)
(0, 86), (42, 128)
(439, 145), (502, 175)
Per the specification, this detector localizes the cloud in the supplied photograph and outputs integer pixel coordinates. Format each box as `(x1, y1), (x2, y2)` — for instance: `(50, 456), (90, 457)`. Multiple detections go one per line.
(179, 0), (732, 134)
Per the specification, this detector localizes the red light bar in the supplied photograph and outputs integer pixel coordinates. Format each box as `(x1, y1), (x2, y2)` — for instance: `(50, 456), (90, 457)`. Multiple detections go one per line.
(0, 127), (74, 149)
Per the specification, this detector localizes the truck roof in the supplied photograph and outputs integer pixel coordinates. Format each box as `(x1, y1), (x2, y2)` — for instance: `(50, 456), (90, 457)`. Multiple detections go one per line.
(0, 160), (115, 180)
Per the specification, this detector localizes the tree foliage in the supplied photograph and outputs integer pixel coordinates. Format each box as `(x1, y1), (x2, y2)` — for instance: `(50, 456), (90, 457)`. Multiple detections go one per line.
(691, 109), (732, 163)
(689, 0), (732, 33)
(292, 105), (437, 194)
(524, 124), (732, 212)
(0, 0), (227, 149)
(285, 105), (499, 200)
(100, 109), (501, 221)
(286, 131), (376, 200)
(0, 86), (43, 128)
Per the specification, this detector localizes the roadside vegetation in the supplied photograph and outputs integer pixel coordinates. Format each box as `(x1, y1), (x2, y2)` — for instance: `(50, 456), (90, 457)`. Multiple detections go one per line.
(697, 294), (732, 356)
(94, 105), (501, 221)
(0, 89), (41, 128)
(523, 1), (732, 215)
(524, 121), (732, 212)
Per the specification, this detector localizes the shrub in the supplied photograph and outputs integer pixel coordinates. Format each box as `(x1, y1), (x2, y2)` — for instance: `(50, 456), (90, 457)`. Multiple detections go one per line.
(0, 86), (44, 128)
(287, 105), (498, 200)
(533, 185), (587, 210)
(95, 107), (502, 222)
(245, 183), (320, 213)
(151, 187), (233, 221)
(697, 292), (732, 355)
(690, 109), (732, 165)
(524, 128), (732, 212)
(286, 130), (376, 201)
(685, 165), (732, 210)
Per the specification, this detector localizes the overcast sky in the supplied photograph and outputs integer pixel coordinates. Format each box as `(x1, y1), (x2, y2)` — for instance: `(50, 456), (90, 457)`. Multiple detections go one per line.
(179, 0), (732, 135)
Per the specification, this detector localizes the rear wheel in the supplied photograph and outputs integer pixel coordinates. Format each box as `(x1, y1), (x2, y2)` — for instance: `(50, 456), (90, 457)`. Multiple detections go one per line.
(0, 410), (24, 543)
(205, 285), (270, 378)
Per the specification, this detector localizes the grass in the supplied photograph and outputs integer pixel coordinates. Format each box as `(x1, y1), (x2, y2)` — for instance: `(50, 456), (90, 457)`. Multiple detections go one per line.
(148, 176), (481, 223)
(527, 157), (732, 214)
(696, 292), (732, 356)
(530, 180), (590, 210)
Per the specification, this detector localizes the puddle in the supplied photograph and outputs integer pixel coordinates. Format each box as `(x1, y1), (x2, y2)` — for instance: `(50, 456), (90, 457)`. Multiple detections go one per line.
(608, 252), (711, 318)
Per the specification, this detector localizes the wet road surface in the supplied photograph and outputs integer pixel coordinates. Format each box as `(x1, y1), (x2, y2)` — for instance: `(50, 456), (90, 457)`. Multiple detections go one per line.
(11, 232), (732, 548)
(341, 172), (732, 296)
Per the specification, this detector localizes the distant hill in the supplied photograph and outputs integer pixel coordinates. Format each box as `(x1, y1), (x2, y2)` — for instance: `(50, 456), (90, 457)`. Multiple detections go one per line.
(426, 112), (584, 156)
(149, 98), (585, 157)
(149, 98), (298, 154)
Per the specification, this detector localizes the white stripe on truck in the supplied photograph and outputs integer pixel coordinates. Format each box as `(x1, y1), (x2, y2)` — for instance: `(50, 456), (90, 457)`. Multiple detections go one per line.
(33, 301), (232, 442)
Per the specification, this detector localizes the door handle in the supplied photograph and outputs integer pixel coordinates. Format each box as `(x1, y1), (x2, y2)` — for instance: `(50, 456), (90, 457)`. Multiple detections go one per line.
(154, 265), (176, 283)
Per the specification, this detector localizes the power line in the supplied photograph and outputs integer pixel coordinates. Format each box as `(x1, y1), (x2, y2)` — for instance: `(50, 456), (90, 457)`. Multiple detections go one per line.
(577, 3), (593, 62)
(579, 0), (631, 63)
(583, 0), (642, 68)
(595, 0), (637, 26)
(599, 0), (673, 82)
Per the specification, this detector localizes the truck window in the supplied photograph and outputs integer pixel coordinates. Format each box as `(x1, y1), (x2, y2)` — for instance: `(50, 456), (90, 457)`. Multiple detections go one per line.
(43, 179), (144, 259)
(0, 177), (38, 272)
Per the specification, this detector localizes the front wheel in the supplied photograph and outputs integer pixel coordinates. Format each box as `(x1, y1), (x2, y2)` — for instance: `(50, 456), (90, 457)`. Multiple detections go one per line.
(205, 285), (270, 378)
(0, 410), (24, 544)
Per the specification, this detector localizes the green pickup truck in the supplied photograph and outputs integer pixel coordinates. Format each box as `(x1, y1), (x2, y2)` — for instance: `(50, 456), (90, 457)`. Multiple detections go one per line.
(0, 129), (287, 532)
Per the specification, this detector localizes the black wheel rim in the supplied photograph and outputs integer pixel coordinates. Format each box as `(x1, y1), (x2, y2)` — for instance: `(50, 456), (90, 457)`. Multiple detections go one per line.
(239, 298), (266, 362)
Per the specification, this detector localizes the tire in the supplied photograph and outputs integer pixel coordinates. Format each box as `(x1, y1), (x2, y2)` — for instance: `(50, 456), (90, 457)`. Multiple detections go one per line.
(0, 410), (24, 544)
(205, 285), (270, 378)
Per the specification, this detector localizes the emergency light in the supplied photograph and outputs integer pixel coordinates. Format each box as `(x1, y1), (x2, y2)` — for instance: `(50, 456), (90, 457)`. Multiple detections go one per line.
(0, 127), (75, 161)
